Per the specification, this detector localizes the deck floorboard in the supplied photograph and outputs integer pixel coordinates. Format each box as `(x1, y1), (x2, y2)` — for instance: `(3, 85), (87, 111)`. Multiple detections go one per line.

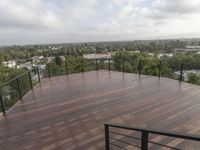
(0, 70), (200, 150)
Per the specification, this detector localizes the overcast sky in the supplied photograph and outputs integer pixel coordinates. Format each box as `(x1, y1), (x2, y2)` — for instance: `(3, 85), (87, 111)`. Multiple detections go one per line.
(0, 0), (200, 45)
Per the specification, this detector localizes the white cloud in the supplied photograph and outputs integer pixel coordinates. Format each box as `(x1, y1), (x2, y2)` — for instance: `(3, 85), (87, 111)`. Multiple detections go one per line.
(0, 0), (64, 29)
(151, 0), (200, 21)
(0, 0), (200, 45)
(153, 0), (200, 14)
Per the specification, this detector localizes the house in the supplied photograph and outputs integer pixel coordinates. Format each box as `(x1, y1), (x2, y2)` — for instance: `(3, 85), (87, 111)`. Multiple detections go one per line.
(83, 52), (115, 60)
(17, 62), (35, 70)
(175, 46), (200, 53)
(2, 60), (16, 68)
(31, 56), (44, 63)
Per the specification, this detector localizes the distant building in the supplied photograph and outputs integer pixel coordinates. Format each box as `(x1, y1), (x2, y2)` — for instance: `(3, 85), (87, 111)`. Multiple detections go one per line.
(144, 52), (173, 58)
(157, 53), (173, 58)
(43, 57), (55, 63)
(2, 60), (16, 68)
(59, 56), (66, 62)
(18, 62), (35, 70)
(48, 57), (55, 63)
(31, 56), (44, 63)
(176, 46), (200, 53)
(83, 52), (115, 60)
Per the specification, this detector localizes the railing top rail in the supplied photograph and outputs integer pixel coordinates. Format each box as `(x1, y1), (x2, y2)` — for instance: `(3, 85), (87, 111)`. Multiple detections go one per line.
(106, 124), (200, 141)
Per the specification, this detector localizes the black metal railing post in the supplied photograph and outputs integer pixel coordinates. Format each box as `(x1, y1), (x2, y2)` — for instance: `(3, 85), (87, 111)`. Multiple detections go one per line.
(47, 64), (51, 78)
(16, 77), (22, 100)
(141, 131), (149, 150)
(138, 59), (142, 76)
(158, 61), (161, 78)
(108, 59), (111, 71)
(96, 59), (99, 70)
(179, 63), (184, 82)
(37, 67), (41, 83)
(105, 124), (110, 150)
(0, 94), (5, 116)
(65, 61), (68, 75)
(82, 58), (84, 72)
(122, 59), (125, 73)
(28, 71), (33, 90)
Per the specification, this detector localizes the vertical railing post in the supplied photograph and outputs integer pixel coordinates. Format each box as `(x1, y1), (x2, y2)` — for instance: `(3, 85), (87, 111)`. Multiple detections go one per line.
(65, 60), (68, 75)
(37, 67), (41, 83)
(138, 59), (142, 76)
(16, 77), (22, 100)
(86, 59), (88, 71)
(141, 131), (149, 150)
(96, 59), (99, 71)
(179, 63), (184, 82)
(28, 71), (33, 90)
(122, 59), (125, 73)
(105, 124), (110, 150)
(47, 64), (51, 78)
(0, 94), (5, 116)
(108, 59), (111, 71)
(158, 61), (161, 78)
(82, 58), (84, 72)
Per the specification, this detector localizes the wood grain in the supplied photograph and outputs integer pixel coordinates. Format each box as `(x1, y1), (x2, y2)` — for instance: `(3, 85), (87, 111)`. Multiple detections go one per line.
(0, 70), (200, 150)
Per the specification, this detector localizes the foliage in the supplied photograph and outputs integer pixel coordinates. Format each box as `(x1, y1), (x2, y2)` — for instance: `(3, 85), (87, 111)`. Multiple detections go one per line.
(112, 51), (200, 79)
(2, 40), (200, 111)
(112, 51), (161, 75)
(0, 65), (32, 111)
(55, 56), (63, 67)
(187, 73), (200, 85)
(0, 65), (25, 85)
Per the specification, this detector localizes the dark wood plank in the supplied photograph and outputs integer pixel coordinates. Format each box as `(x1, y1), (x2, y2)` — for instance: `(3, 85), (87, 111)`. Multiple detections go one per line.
(0, 70), (200, 150)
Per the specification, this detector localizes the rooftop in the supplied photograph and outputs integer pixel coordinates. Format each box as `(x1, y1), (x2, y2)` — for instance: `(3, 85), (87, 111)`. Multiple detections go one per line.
(1, 70), (200, 149)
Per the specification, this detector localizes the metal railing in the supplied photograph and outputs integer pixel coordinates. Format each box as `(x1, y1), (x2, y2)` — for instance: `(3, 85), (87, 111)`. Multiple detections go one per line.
(1, 57), (200, 149)
(0, 58), (112, 115)
(39, 57), (194, 83)
(0, 57), (198, 115)
(0, 67), (41, 115)
(105, 124), (200, 150)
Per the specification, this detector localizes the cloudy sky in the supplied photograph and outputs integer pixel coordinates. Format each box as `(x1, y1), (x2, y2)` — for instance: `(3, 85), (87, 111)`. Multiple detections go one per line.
(0, 0), (200, 45)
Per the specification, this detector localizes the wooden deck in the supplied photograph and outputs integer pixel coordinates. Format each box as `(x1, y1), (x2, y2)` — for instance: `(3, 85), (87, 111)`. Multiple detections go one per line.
(1, 70), (200, 150)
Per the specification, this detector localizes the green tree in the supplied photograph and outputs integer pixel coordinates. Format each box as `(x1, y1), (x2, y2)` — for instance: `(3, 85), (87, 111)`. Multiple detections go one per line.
(187, 73), (200, 85)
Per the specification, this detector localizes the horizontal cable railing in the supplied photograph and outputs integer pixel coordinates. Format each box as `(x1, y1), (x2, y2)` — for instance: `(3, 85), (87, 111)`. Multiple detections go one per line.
(0, 56), (199, 115)
(0, 67), (41, 115)
(105, 124), (200, 150)
(1, 56), (200, 149)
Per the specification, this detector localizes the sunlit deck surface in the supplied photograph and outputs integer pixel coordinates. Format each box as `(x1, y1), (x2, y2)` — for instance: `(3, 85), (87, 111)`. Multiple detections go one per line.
(1, 70), (200, 150)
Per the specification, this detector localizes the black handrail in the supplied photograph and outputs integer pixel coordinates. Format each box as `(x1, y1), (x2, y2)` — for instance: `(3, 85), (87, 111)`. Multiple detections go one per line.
(0, 57), (199, 116)
(0, 67), (40, 114)
(0, 58), (187, 90)
(0, 68), (37, 88)
(105, 124), (200, 150)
